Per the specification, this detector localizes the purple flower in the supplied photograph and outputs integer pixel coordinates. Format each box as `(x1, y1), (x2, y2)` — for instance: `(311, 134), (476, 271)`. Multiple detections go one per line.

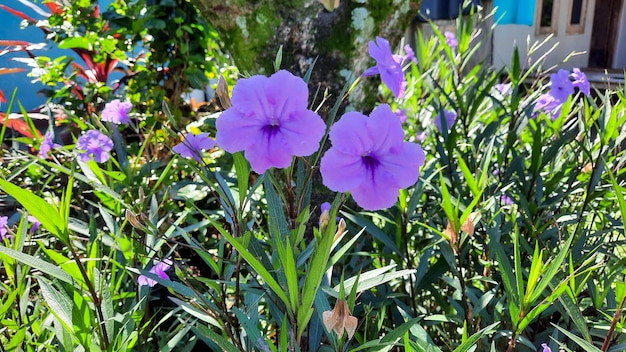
(0, 216), (11, 240)
(541, 343), (551, 352)
(549, 69), (575, 102)
(173, 133), (215, 162)
(415, 131), (428, 143)
(39, 131), (60, 158)
(101, 99), (132, 124)
(444, 31), (458, 49)
(363, 37), (407, 99)
(395, 108), (408, 123)
(138, 258), (173, 287)
(572, 67), (590, 96)
(28, 215), (40, 232)
(500, 194), (514, 205)
(533, 93), (563, 119)
(215, 70), (326, 174)
(76, 130), (114, 163)
(320, 104), (425, 210)
(403, 44), (417, 64)
(495, 83), (512, 96)
(434, 109), (457, 133)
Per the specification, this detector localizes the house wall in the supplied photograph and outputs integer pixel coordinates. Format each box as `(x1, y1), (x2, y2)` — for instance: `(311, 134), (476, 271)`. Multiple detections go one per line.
(492, 0), (596, 71)
(614, 1), (626, 68)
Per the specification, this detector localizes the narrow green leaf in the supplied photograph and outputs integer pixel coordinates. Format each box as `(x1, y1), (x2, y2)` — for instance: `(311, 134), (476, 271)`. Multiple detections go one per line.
(0, 245), (73, 284)
(0, 179), (67, 242)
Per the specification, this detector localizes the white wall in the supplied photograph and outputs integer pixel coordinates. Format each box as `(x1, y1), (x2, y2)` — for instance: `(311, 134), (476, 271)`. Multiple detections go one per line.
(493, 0), (596, 71)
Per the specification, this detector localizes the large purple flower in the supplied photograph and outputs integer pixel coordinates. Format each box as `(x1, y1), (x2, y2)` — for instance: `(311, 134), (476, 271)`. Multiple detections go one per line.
(320, 104), (425, 210)
(215, 70), (326, 174)
(173, 133), (215, 162)
(138, 258), (172, 287)
(76, 130), (114, 163)
(101, 99), (132, 124)
(549, 69), (575, 102)
(363, 37), (406, 99)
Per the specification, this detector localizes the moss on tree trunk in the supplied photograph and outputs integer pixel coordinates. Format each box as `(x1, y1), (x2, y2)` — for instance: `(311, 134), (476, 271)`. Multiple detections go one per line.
(192, 0), (422, 111)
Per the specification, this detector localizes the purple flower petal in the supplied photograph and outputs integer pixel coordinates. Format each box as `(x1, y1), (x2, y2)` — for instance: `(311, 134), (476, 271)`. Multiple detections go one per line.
(434, 109), (457, 133)
(173, 133), (215, 162)
(101, 99), (132, 125)
(320, 104), (425, 210)
(39, 131), (60, 158)
(549, 69), (575, 102)
(76, 130), (113, 163)
(0, 216), (10, 240)
(366, 37), (406, 98)
(138, 258), (173, 287)
(572, 67), (590, 96)
(216, 70), (325, 174)
(444, 31), (458, 48)
(541, 343), (552, 352)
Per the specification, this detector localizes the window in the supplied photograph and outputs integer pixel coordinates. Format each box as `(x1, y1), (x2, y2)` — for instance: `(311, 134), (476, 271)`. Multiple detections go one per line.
(536, 0), (559, 35)
(567, 0), (587, 34)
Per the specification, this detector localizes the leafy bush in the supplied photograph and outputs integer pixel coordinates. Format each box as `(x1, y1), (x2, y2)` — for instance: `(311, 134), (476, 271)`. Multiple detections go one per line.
(1, 5), (625, 352)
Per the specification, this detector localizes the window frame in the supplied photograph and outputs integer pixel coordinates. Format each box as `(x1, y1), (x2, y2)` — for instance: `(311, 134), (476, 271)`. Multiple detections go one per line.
(566, 0), (588, 34)
(535, 0), (560, 35)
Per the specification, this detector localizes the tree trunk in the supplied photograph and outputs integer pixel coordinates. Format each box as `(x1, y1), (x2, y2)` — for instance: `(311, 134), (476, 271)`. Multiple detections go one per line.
(191, 0), (422, 111)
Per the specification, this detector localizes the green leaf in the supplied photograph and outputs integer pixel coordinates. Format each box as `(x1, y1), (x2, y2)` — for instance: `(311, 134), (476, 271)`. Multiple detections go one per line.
(0, 179), (67, 242)
(58, 37), (92, 50)
(38, 278), (74, 334)
(552, 324), (602, 352)
(0, 245), (73, 284)
(453, 322), (499, 352)
(330, 265), (415, 298)
(192, 325), (240, 352)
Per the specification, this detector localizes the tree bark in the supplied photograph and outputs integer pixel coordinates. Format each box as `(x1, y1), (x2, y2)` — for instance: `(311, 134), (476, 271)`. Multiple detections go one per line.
(191, 0), (422, 111)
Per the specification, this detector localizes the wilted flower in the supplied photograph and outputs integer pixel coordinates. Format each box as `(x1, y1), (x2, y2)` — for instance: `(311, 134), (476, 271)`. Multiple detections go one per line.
(173, 133), (215, 162)
(444, 31), (458, 48)
(403, 44), (417, 64)
(39, 131), (60, 158)
(363, 37), (406, 99)
(395, 108), (408, 123)
(494, 83), (512, 96)
(549, 69), (575, 102)
(76, 130), (114, 163)
(533, 93), (564, 119)
(0, 216), (10, 240)
(319, 202), (331, 228)
(434, 109), (457, 133)
(101, 99), (132, 124)
(215, 70), (326, 174)
(323, 300), (358, 340)
(572, 67), (590, 96)
(320, 104), (425, 210)
(138, 258), (173, 287)
(415, 131), (428, 143)
(501, 194), (514, 205)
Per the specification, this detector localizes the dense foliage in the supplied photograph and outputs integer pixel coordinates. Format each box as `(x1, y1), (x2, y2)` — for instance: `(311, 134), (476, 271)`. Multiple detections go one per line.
(1, 2), (625, 352)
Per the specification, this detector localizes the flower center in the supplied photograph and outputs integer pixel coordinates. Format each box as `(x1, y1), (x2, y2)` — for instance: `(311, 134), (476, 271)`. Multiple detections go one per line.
(262, 118), (280, 137)
(362, 153), (380, 172)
